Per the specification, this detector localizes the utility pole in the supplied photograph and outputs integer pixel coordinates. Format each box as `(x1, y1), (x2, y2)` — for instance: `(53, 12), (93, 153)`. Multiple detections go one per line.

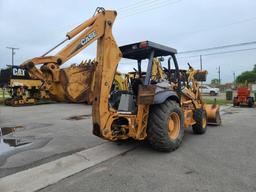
(199, 55), (203, 89)
(218, 66), (221, 85)
(233, 72), (236, 88)
(6, 46), (19, 66)
(199, 55), (202, 70)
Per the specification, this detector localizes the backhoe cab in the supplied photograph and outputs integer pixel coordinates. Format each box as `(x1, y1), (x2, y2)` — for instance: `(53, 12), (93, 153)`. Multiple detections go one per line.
(93, 41), (185, 152)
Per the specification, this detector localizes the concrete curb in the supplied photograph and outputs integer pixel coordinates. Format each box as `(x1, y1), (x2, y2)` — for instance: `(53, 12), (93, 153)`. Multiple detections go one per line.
(0, 142), (136, 192)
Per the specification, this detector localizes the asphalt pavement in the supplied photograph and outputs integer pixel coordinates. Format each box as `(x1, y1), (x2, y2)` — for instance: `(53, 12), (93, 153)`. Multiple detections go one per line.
(0, 103), (104, 177)
(39, 107), (256, 192)
(0, 104), (256, 192)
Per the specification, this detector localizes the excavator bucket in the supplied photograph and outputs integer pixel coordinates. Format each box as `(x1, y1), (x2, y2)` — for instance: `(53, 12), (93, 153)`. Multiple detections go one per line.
(204, 103), (221, 126)
(59, 63), (95, 103)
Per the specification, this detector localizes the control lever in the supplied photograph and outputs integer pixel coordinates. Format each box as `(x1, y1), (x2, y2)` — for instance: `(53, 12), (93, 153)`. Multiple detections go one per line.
(187, 62), (193, 70)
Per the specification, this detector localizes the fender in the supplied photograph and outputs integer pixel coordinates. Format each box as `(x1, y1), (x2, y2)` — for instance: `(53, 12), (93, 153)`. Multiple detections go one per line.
(153, 90), (180, 105)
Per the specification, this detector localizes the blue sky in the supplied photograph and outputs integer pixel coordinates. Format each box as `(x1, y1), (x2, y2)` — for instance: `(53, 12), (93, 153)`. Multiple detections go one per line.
(0, 0), (256, 83)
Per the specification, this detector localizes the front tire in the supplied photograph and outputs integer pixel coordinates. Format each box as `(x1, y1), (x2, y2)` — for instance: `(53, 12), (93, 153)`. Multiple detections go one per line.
(147, 100), (184, 152)
(192, 109), (207, 134)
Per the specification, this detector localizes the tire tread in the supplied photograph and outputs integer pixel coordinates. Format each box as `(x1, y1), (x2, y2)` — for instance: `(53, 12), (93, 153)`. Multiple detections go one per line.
(147, 100), (184, 152)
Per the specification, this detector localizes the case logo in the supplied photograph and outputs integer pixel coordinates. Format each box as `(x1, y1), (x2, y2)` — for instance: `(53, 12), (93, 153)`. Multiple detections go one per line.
(69, 30), (97, 57)
(80, 31), (96, 45)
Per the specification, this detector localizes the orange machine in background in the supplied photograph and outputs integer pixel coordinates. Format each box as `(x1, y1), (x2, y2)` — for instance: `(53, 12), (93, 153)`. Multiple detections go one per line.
(233, 87), (254, 107)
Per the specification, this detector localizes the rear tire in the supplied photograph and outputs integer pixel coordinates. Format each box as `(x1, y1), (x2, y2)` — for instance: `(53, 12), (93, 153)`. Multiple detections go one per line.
(248, 97), (254, 107)
(233, 97), (238, 106)
(192, 109), (207, 134)
(147, 100), (184, 152)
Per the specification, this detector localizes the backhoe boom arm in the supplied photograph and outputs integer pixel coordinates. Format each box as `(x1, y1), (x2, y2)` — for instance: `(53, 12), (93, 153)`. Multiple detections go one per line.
(21, 8), (111, 82)
(20, 8), (121, 108)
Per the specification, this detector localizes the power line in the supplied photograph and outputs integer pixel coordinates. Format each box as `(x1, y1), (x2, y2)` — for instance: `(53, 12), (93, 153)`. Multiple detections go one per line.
(169, 16), (256, 39)
(120, 0), (182, 18)
(119, 0), (182, 19)
(203, 47), (256, 56)
(119, 1), (172, 18)
(118, 0), (164, 11)
(178, 47), (256, 59)
(197, 16), (256, 33)
(179, 41), (256, 54)
(118, 0), (256, 38)
(119, 0), (176, 14)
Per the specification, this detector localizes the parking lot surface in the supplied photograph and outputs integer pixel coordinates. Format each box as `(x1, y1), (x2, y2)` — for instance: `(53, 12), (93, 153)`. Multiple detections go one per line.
(0, 104), (256, 192)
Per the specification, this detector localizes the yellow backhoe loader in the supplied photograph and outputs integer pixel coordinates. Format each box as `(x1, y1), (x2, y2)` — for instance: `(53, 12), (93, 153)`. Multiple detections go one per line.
(20, 8), (220, 152)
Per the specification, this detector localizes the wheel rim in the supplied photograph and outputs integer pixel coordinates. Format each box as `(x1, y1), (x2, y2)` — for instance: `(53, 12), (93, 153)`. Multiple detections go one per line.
(202, 114), (207, 128)
(168, 112), (180, 140)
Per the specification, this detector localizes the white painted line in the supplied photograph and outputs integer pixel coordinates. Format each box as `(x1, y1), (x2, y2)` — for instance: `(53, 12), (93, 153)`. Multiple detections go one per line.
(0, 142), (135, 192)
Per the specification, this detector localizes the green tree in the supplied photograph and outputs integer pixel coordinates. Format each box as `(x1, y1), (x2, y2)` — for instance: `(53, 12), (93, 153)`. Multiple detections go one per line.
(253, 64), (256, 72)
(211, 78), (220, 86)
(235, 65), (256, 84)
(236, 71), (256, 84)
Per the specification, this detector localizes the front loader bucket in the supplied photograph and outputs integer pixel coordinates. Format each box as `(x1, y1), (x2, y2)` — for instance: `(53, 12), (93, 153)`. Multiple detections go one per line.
(205, 104), (221, 126)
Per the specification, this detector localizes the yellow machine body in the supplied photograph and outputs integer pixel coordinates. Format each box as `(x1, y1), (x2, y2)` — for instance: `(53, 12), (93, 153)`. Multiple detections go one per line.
(5, 79), (46, 106)
(204, 104), (221, 125)
(45, 61), (95, 103)
(19, 8), (219, 152)
(180, 66), (221, 126)
(113, 72), (129, 91)
(20, 9), (129, 104)
(9, 79), (42, 88)
(114, 58), (221, 126)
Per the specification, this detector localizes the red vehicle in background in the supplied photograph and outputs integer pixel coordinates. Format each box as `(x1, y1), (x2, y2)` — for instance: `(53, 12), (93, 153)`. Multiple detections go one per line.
(233, 87), (254, 107)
